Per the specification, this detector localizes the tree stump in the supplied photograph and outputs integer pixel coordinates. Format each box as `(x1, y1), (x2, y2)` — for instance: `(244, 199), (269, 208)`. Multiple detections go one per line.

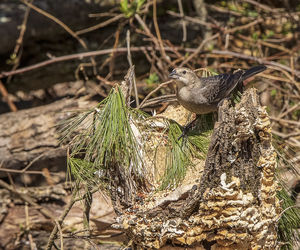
(114, 88), (281, 249)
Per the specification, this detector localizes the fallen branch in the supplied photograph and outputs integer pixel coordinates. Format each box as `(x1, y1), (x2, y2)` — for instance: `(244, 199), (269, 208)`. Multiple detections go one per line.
(0, 179), (55, 220)
(2, 47), (299, 80)
(0, 97), (96, 176)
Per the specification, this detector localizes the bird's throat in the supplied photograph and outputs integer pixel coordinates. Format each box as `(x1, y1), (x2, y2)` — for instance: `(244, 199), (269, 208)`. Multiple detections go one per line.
(176, 86), (191, 104)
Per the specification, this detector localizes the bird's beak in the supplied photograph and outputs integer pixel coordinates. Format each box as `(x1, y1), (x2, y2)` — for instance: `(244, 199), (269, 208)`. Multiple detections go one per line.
(169, 69), (179, 79)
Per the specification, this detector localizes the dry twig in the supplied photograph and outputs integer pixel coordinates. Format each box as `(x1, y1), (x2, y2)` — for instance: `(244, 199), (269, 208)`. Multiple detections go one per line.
(76, 14), (124, 35)
(177, 0), (187, 42)
(126, 30), (139, 106)
(21, 0), (97, 74)
(0, 179), (55, 220)
(2, 46), (299, 80)
(0, 80), (17, 112)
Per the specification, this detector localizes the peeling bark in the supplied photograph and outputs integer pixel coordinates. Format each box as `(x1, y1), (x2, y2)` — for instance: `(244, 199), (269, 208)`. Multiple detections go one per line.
(114, 88), (281, 249)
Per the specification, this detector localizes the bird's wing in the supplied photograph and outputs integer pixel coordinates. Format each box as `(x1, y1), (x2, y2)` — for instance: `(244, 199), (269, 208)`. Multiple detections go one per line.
(199, 72), (243, 104)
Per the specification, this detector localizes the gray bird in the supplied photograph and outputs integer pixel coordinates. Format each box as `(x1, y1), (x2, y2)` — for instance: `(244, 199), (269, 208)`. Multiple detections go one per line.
(169, 65), (266, 137)
(169, 65), (266, 114)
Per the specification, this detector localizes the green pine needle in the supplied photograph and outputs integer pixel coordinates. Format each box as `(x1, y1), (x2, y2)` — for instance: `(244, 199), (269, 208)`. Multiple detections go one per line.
(159, 114), (213, 190)
(60, 86), (148, 193)
(277, 188), (300, 250)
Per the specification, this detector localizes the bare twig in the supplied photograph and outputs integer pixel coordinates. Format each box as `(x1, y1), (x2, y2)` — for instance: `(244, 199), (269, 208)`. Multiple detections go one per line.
(276, 205), (300, 222)
(76, 0), (154, 35)
(270, 117), (300, 126)
(25, 202), (36, 250)
(76, 14), (124, 35)
(0, 179), (55, 220)
(1, 47), (299, 80)
(206, 4), (243, 16)
(134, 13), (173, 69)
(141, 48), (165, 80)
(134, 14), (159, 47)
(244, 0), (283, 13)
(0, 168), (61, 176)
(108, 24), (122, 78)
(0, 48), (125, 78)
(13, 1), (32, 56)
(278, 102), (300, 119)
(237, 34), (291, 53)
(179, 33), (219, 66)
(7, 0), (33, 83)
(55, 220), (64, 250)
(88, 12), (119, 18)
(21, 0), (87, 49)
(169, 10), (263, 34)
(225, 18), (263, 34)
(141, 94), (177, 108)
(259, 73), (295, 84)
(210, 50), (300, 77)
(167, 10), (216, 28)
(177, 0), (187, 42)
(46, 189), (77, 250)
(126, 30), (139, 106)
(22, 152), (48, 173)
(0, 79), (17, 112)
(96, 74), (115, 86)
(46, 186), (100, 250)
(273, 130), (300, 140)
(138, 80), (173, 108)
(178, 17), (263, 66)
(83, 187), (92, 250)
(21, 0), (97, 74)
(153, 0), (167, 60)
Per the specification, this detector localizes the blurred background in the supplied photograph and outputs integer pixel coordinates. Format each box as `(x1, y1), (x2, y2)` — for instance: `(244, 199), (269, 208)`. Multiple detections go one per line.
(0, 0), (299, 249)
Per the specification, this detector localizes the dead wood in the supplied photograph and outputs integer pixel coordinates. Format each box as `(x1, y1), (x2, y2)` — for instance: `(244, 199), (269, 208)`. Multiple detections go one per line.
(0, 184), (120, 249)
(114, 88), (281, 249)
(0, 97), (95, 179)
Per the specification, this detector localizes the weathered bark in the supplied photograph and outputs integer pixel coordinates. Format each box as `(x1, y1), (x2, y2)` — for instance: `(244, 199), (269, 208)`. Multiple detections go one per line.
(115, 88), (281, 249)
(0, 97), (95, 178)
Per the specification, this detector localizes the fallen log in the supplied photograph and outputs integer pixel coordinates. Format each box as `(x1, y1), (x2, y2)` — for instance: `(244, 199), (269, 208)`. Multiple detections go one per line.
(0, 97), (95, 178)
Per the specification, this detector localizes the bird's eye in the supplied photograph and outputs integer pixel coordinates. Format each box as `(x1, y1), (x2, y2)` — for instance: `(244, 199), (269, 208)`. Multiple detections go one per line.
(183, 70), (186, 74)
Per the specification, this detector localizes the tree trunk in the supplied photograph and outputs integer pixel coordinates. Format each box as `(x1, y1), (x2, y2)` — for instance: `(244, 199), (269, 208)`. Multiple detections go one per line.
(114, 88), (281, 249)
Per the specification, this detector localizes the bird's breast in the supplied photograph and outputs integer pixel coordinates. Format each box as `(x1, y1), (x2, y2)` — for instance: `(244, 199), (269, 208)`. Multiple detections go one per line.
(176, 86), (217, 114)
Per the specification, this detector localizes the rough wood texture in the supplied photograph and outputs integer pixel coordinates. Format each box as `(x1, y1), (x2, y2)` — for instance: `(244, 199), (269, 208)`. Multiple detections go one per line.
(114, 88), (281, 249)
(0, 97), (94, 178)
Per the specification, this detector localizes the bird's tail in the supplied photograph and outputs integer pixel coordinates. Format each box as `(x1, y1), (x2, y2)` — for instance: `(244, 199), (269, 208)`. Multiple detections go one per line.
(241, 65), (267, 81)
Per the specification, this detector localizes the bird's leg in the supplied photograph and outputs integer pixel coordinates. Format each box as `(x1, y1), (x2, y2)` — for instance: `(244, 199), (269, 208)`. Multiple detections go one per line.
(178, 115), (199, 140)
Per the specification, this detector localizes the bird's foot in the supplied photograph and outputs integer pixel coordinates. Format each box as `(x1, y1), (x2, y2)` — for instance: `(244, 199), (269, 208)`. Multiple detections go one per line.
(177, 127), (188, 141)
(177, 117), (198, 140)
